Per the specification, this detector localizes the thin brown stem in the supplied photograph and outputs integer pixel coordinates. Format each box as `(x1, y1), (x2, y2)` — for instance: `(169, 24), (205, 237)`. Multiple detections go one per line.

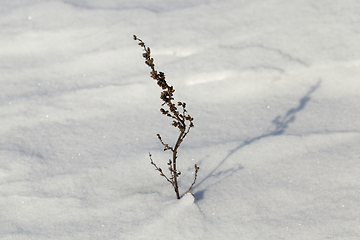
(188, 164), (200, 192)
(134, 35), (198, 199)
(149, 152), (173, 185)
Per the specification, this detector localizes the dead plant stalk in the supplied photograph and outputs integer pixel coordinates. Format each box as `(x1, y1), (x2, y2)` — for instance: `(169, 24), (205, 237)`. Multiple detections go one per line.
(133, 35), (199, 199)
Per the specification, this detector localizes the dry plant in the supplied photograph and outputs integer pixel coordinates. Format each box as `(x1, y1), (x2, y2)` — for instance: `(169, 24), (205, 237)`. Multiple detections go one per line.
(134, 35), (199, 199)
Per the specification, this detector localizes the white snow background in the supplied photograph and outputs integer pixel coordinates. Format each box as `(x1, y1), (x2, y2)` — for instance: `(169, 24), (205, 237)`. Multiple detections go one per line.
(1, 0), (360, 239)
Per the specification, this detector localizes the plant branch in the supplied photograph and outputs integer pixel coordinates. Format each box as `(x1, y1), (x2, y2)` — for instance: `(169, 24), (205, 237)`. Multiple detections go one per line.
(149, 152), (173, 185)
(188, 164), (200, 192)
(135, 35), (198, 199)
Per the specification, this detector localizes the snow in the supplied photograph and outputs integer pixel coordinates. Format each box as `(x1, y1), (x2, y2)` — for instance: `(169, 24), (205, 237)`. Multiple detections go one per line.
(1, 0), (360, 239)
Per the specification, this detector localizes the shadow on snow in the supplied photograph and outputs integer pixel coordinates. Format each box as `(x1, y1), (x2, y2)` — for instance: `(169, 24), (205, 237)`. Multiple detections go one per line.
(193, 80), (321, 199)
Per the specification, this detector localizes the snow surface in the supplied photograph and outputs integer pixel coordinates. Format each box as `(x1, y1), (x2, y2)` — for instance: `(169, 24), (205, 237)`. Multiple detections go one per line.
(1, 0), (360, 239)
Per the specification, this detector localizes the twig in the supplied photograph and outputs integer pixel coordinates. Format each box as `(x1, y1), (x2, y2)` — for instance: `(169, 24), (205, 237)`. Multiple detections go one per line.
(188, 164), (200, 192)
(134, 35), (198, 199)
(149, 152), (172, 185)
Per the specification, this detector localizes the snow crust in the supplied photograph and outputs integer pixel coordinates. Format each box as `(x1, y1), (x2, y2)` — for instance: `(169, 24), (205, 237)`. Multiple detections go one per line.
(1, 0), (360, 239)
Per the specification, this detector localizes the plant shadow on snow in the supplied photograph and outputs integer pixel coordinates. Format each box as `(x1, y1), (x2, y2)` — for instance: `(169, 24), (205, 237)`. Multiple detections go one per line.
(193, 80), (322, 195)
